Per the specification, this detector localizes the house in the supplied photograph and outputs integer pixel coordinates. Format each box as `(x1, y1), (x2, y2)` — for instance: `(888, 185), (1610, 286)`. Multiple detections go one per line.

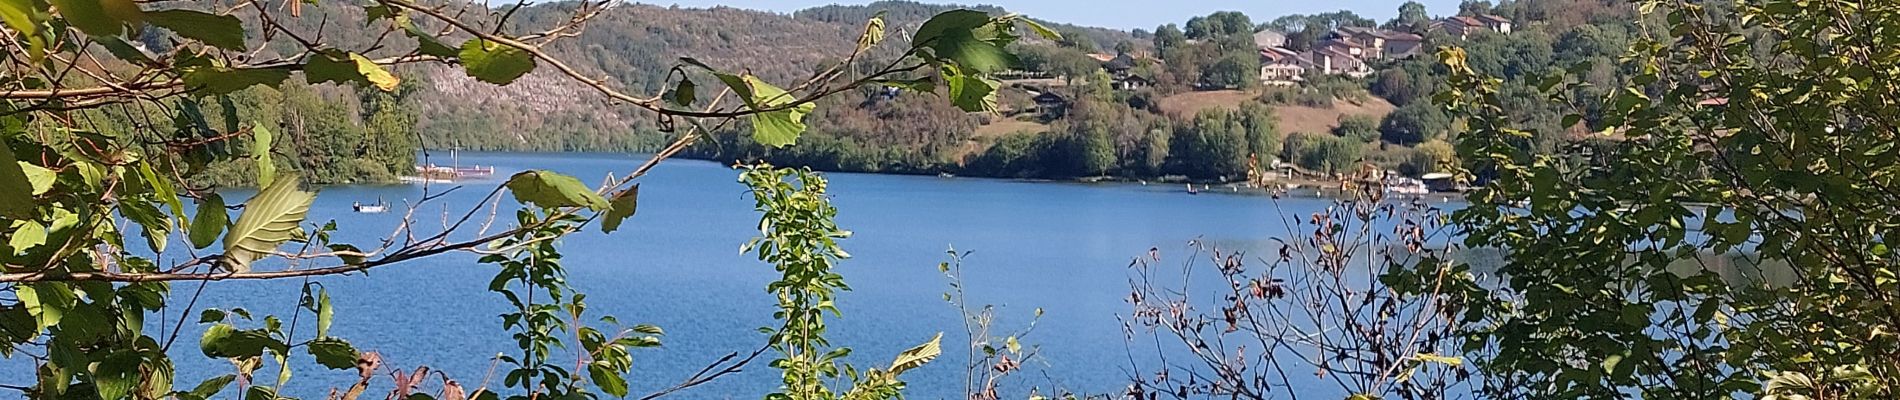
(1316, 37), (1369, 59)
(1381, 32), (1426, 59)
(1476, 14), (1514, 33)
(1310, 48), (1370, 77)
(1332, 27), (1428, 59)
(1258, 47), (1307, 86)
(1031, 91), (1070, 118)
(1102, 53), (1140, 78)
(1252, 30), (1288, 49)
(1439, 14), (1513, 38)
(1113, 75), (1152, 91)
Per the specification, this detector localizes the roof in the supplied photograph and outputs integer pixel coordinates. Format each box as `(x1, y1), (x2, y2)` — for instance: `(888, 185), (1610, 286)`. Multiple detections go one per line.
(1086, 53), (1115, 62)
(1477, 14), (1512, 24)
(1033, 92), (1068, 103)
(1445, 16), (1484, 26)
(1384, 31), (1425, 41)
(1119, 75), (1153, 83)
(1320, 37), (1366, 49)
(1103, 53), (1139, 70)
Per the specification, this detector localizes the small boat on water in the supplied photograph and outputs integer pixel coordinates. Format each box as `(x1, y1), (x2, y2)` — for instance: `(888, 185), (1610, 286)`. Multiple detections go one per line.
(938, 172), (955, 178)
(353, 199), (390, 214)
(1186, 183), (1199, 195)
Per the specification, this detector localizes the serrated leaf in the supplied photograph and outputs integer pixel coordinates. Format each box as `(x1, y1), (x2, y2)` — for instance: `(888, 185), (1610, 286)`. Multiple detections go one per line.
(458, 39), (535, 85)
(942, 68), (998, 112)
(600, 184), (639, 233)
(739, 76), (813, 147)
(505, 170), (608, 210)
(222, 176), (315, 272)
(147, 10), (246, 50)
(888, 332), (942, 375)
(189, 193), (227, 249)
(307, 337), (358, 369)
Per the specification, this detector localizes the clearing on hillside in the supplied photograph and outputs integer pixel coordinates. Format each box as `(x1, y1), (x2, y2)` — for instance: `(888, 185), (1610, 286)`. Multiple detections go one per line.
(1157, 90), (1396, 137)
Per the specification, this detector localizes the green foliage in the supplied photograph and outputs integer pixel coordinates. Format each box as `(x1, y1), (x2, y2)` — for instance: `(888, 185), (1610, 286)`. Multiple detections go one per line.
(739, 165), (940, 400)
(506, 170), (610, 210)
(2, 2), (1014, 399)
(1431, 0), (1900, 397)
(1283, 132), (1362, 174)
(1379, 102), (1452, 145)
(480, 210), (660, 400)
(222, 176), (315, 272)
(459, 39), (537, 85)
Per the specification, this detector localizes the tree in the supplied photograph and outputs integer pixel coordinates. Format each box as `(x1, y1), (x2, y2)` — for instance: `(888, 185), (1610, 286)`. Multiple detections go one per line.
(1458, 0), (1494, 15)
(1386, 1), (1433, 32)
(1379, 102), (1452, 145)
(1153, 24), (1187, 50)
(1201, 52), (1261, 89)
(0, 3), (1034, 399)
(1428, 0), (1900, 397)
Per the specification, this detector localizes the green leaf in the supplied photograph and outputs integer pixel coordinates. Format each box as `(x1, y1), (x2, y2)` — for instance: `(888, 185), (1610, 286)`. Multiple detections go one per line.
(306, 337), (358, 370)
(147, 10), (246, 50)
(306, 51), (400, 91)
(1415, 352), (1463, 366)
(138, 161), (186, 226)
(200, 323), (278, 358)
(252, 125), (275, 187)
(1018, 18), (1062, 41)
(588, 363), (628, 397)
(600, 184), (639, 234)
(740, 76), (813, 147)
(396, 15), (456, 58)
(0, 0), (41, 38)
(913, 10), (1016, 73)
(189, 193), (227, 250)
(314, 287), (333, 338)
(10, 220), (46, 251)
(49, 0), (139, 37)
(458, 39), (535, 85)
(942, 68), (998, 112)
(504, 170), (608, 210)
(222, 175), (315, 272)
(912, 10), (991, 50)
(186, 375), (235, 400)
(0, 144), (35, 218)
(183, 66), (291, 96)
(95, 351), (142, 400)
(887, 332), (942, 375)
(671, 79), (696, 107)
(198, 309), (226, 323)
(96, 36), (154, 64)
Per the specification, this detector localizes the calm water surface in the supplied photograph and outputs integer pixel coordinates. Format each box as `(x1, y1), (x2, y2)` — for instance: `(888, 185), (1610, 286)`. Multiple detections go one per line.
(11, 152), (1410, 398)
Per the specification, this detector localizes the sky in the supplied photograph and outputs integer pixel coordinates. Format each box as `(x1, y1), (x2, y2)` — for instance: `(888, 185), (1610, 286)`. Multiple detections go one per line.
(640, 0), (1467, 31)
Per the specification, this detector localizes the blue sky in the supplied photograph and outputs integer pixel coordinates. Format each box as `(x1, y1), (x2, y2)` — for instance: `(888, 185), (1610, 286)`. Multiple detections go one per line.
(641, 0), (1466, 30)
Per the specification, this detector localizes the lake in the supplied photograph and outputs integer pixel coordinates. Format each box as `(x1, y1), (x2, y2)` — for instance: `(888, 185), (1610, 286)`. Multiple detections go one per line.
(5, 152), (1426, 398)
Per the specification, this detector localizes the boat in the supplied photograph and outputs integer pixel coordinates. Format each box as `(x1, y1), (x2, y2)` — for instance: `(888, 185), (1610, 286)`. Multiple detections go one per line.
(1186, 183), (1199, 195)
(937, 172), (955, 178)
(353, 199), (390, 214)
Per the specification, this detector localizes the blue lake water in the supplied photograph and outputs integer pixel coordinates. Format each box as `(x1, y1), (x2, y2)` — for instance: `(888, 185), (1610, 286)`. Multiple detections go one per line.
(5, 151), (1419, 398)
